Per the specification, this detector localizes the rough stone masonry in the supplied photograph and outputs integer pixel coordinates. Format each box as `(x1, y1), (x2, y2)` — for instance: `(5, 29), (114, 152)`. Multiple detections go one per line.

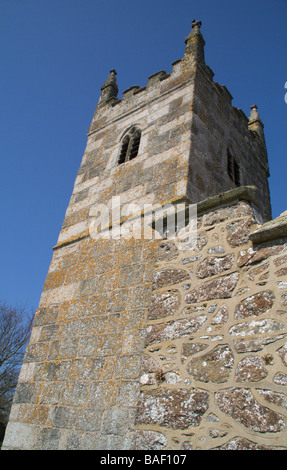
(3, 21), (287, 450)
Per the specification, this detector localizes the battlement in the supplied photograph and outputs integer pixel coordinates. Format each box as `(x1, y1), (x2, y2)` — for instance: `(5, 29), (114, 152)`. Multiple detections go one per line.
(88, 58), (193, 135)
(88, 39), (269, 183)
(85, 21), (271, 229)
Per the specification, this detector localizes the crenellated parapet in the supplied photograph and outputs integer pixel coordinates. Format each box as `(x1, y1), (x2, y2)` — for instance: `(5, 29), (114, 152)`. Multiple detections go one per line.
(89, 22), (269, 201)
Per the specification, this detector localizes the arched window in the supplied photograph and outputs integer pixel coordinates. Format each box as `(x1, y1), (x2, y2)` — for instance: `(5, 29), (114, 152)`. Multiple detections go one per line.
(227, 149), (240, 187)
(118, 127), (141, 164)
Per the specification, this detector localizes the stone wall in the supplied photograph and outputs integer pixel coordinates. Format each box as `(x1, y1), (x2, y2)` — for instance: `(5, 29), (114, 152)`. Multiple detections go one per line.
(57, 60), (195, 250)
(3, 190), (287, 450)
(133, 195), (287, 450)
(2, 235), (158, 450)
(189, 64), (271, 222)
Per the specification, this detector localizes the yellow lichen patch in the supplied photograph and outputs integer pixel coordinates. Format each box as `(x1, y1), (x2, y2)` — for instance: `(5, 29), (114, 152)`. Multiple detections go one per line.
(18, 404), (50, 426)
(63, 207), (90, 229)
(43, 269), (68, 291)
(56, 298), (85, 323)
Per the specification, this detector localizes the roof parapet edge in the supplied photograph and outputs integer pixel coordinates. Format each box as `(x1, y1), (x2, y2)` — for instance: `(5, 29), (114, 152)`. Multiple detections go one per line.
(196, 185), (259, 215)
(250, 212), (287, 244)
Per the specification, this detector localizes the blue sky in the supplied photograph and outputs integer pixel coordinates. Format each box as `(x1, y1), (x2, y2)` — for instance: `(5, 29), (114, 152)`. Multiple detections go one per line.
(1, 0), (287, 312)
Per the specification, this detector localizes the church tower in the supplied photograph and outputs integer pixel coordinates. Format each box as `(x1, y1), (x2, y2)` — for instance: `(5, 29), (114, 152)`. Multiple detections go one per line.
(4, 22), (287, 451)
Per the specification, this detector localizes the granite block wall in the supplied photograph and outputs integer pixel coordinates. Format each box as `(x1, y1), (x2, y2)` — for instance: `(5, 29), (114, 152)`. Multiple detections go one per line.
(133, 198), (287, 450)
(3, 193), (287, 450)
(3, 235), (158, 450)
